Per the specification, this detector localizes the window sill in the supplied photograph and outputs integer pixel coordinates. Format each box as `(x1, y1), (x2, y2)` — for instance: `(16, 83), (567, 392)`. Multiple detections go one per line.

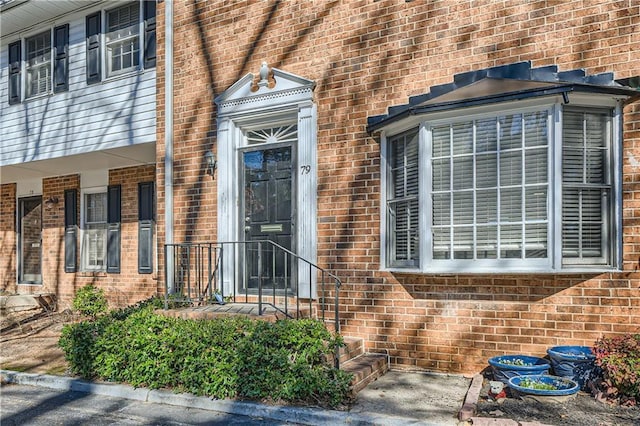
(102, 67), (151, 84)
(78, 271), (107, 277)
(382, 265), (621, 275)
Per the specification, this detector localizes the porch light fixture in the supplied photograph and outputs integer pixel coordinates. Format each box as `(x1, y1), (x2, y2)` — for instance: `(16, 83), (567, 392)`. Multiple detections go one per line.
(204, 150), (216, 177)
(44, 196), (59, 209)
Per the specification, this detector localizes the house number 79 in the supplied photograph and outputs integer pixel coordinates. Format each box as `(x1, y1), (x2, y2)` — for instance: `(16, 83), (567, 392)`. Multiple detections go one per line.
(300, 165), (311, 175)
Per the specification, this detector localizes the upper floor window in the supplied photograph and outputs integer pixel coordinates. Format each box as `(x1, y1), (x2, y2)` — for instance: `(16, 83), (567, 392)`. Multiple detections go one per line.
(106, 3), (140, 77)
(25, 31), (52, 98)
(7, 24), (69, 104)
(384, 104), (619, 273)
(86, 0), (156, 85)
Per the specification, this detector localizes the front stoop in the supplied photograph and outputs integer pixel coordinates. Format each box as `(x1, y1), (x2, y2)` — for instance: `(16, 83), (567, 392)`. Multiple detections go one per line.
(158, 303), (312, 322)
(339, 337), (389, 394)
(158, 307), (389, 395)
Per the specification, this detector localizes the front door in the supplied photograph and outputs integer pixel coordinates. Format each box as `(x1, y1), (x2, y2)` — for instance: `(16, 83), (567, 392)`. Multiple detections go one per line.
(18, 196), (42, 284)
(242, 145), (294, 292)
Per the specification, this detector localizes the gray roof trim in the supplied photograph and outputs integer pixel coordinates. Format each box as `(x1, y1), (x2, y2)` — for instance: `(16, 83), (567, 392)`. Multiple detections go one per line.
(367, 61), (640, 134)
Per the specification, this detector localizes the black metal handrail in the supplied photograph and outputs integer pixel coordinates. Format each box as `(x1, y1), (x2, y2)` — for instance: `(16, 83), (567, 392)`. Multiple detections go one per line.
(164, 241), (342, 366)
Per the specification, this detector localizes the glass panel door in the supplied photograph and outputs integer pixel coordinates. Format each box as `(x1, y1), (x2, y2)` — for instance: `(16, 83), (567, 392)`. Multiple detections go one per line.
(19, 197), (42, 284)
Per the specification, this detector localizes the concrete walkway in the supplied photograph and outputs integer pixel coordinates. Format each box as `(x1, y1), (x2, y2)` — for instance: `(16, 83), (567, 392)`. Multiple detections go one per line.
(2, 369), (477, 425)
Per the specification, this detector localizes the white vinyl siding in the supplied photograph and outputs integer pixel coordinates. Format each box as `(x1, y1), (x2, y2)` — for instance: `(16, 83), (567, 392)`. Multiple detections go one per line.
(25, 31), (52, 98)
(0, 12), (156, 167)
(385, 103), (618, 273)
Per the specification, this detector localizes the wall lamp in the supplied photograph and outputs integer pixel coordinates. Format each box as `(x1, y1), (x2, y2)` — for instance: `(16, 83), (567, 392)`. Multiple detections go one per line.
(204, 150), (217, 177)
(44, 196), (59, 210)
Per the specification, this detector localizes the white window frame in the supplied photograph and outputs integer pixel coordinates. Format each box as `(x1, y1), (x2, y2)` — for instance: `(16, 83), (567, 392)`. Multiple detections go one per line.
(80, 187), (108, 272)
(102, 1), (143, 79)
(381, 97), (622, 274)
(24, 30), (52, 99)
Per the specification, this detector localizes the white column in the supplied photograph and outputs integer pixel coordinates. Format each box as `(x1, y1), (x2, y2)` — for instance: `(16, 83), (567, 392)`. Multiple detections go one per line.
(297, 103), (317, 298)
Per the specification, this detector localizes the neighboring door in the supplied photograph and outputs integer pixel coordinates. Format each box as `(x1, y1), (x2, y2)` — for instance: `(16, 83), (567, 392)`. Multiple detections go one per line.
(18, 196), (42, 284)
(242, 145), (294, 292)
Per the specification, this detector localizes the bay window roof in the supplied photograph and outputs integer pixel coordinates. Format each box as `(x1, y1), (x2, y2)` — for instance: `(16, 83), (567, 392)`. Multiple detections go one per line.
(367, 61), (640, 133)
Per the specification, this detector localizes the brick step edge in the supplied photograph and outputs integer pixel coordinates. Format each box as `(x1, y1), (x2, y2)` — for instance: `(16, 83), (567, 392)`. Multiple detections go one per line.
(341, 353), (389, 395)
(338, 337), (364, 364)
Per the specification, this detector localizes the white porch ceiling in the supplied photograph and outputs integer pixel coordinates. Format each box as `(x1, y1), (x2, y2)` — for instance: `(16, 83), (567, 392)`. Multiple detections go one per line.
(0, 143), (156, 184)
(1, 0), (103, 38)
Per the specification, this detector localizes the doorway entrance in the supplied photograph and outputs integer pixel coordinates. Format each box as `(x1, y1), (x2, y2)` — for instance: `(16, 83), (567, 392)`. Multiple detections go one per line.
(241, 145), (294, 292)
(18, 196), (42, 284)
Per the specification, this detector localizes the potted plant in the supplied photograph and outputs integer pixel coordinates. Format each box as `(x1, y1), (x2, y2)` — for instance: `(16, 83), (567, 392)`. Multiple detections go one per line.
(508, 374), (580, 402)
(547, 346), (596, 390)
(488, 355), (550, 384)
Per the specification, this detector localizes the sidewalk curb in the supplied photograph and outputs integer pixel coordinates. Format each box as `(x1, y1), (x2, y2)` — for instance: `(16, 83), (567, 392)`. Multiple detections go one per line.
(1, 370), (442, 426)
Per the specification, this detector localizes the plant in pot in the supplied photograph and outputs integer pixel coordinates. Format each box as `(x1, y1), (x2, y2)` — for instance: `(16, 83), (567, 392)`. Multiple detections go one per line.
(547, 345), (596, 390)
(508, 374), (580, 402)
(488, 355), (550, 384)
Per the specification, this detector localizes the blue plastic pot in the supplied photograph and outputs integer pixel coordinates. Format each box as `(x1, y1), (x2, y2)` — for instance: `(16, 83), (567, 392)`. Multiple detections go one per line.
(547, 346), (596, 390)
(508, 374), (580, 397)
(488, 355), (550, 385)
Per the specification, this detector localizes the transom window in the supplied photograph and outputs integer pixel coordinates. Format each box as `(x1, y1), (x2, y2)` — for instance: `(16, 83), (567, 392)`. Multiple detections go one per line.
(385, 104), (616, 272)
(25, 31), (51, 98)
(246, 125), (298, 145)
(106, 2), (140, 77)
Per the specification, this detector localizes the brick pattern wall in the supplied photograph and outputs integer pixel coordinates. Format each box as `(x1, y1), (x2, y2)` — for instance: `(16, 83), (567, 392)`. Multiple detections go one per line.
(156, 0), (640, 374)
(20, 166), (161, 309)
(0, 183), (17, 292)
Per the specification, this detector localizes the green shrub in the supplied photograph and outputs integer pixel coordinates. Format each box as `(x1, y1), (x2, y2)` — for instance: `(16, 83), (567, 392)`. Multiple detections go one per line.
(58, 305), (352, 408)
(72, 284), (108, 318)
(59, 316), (109, 378)
(593, 334), (640, 405)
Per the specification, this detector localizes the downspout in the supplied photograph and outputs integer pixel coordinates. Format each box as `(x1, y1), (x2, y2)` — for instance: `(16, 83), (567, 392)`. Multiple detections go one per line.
(164, 0), (174, 293)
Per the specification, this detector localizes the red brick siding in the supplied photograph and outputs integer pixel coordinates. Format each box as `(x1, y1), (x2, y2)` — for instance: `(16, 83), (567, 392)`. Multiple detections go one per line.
(0, 183), (17, 292)
(155, 0), (640, 374)
(9, 166), (162, 309)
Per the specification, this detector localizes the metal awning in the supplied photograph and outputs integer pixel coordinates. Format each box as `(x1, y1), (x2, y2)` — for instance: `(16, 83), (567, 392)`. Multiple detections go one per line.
(367, 61), (640, 134)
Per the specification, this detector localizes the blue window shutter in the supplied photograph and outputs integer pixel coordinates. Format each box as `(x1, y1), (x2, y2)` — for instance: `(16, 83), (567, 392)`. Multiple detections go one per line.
(107, 185), (121, 273)
(86, 12), (101, 84)
(53, 24), (69, 93)
(138, 182), (154, 274)
(8, 40), (21, 104)
(64, 189), (77, 273)
(143, 1), (157, 69)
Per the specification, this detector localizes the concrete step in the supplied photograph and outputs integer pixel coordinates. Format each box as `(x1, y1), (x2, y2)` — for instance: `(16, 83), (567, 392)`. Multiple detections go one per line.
(341, 352), (390, 395)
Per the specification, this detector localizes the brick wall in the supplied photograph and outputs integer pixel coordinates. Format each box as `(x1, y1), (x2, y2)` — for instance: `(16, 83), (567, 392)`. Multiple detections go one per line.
(157, 0), (640, 374)
(20, 166), (161, 309)
(0, 183), (17, 292)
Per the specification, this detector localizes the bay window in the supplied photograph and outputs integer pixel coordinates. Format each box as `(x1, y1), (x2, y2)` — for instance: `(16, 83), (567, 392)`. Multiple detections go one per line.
(384, 104), (617, 273)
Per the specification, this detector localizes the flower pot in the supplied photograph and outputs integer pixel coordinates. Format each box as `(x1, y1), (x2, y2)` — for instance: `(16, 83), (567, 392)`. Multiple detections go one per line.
(547, 346), (596, 390)
(488, 355), (550, 385)
(508, 374), (579, 403)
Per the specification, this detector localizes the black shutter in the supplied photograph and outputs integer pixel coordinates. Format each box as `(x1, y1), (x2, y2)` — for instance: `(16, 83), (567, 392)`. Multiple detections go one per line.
(53, 24), (69, 93)
(138, 181), (154, 274)
(107, 185), (121, 273)
(8, 40), (21, 104)
(86, 11), (102, 84)
(143, 1), (157, 69)
(64, 189), (77, 273)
